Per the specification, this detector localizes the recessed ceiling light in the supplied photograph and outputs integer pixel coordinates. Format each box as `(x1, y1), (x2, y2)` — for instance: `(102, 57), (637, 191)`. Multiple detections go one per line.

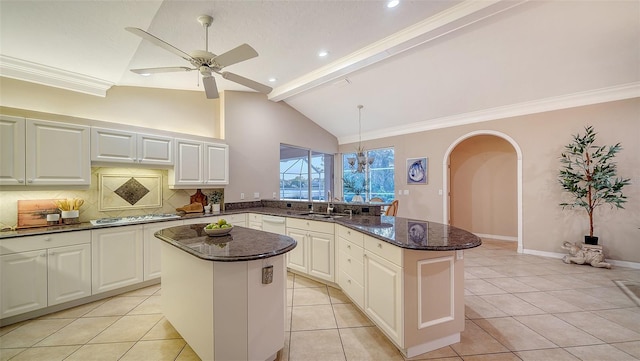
(268, 77), (277, 83)
(318, 50), (329, 57)
(140, 73), (151, 77)
(387, 0), (399, 8)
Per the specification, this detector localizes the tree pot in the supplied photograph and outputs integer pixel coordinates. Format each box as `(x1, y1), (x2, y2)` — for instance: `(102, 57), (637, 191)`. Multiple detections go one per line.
(584, 235), (599, 245)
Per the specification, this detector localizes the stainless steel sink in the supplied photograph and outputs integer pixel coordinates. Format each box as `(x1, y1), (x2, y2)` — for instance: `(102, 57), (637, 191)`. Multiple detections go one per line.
(298, 212), (344, 219)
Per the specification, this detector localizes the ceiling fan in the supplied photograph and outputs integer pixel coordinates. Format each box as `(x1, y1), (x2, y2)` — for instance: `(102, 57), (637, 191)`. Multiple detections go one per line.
(126, 15), (272, 99)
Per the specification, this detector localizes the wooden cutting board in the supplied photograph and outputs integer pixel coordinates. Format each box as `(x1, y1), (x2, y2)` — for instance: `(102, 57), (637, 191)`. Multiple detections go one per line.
(17, 199), (61, 228)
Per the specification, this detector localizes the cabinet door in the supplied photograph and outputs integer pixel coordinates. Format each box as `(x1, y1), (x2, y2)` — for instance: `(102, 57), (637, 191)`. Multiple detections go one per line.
(92, 226), (144, 294)
(0, 115), (26, 185)
(171, 139), (204, 186)
(286, 229), (307, 274)
(308, 231), (334, 282)
(143, 220), (183, 280)
(26, 119), (90, 185)
(204, 142), (229, 185)
(364, 251), (403, 345)
(0, 250), (47, 318)
(138, 133), (173, 165)
(48, 244), (91, 306)
(91, 127), (137, 163)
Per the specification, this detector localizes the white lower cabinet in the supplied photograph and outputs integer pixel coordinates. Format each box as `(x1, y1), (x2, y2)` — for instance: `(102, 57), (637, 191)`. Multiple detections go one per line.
(0, 250), (47, 318)
(91, 226), (144, 294)
(0, 231), (91, 319)
(286, 218), (334, 282)
(248, 213), (263, 230)
(336, 225), (365, 308)
(364, 250), (403, 345)
(143, 220), (183, 281)
(48, 244), (91, 306)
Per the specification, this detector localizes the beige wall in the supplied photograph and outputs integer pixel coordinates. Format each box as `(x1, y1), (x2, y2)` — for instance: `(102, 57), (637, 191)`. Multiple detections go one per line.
(341, 98), (640, 262)
(0, 77), (220, 138)
(450, 135), (517, 239)
(222, 91), (339, 203)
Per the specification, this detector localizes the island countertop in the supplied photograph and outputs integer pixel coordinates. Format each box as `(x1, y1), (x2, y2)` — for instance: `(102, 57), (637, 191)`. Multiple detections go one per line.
(154, 223), (297, 262)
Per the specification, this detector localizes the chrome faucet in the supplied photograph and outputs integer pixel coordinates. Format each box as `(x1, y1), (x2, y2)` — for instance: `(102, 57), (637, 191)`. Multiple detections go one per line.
(327, 191), (334, 214)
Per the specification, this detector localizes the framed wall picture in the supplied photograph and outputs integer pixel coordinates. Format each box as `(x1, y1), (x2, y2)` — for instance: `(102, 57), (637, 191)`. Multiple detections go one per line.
(407, 157), (427, 184)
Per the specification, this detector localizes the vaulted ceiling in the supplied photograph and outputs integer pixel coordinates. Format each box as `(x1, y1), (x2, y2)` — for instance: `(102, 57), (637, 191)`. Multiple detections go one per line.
(1, 1), (638, 144)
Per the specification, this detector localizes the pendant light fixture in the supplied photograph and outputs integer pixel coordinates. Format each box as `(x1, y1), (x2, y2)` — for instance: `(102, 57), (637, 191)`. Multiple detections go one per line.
(347, 105), (375, 173)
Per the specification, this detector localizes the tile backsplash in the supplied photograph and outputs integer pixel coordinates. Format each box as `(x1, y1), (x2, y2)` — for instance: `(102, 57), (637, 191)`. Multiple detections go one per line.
(0, 167), (223, 229)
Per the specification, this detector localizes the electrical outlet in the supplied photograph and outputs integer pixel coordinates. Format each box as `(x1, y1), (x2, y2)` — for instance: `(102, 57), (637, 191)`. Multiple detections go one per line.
(438, 189), (443, 196)
(240, 193), (245, 200)
(254, 192), (260, 199)
(403, 190), (409, 195)
(272, 192), (276, 199)
(456, 250), (463, 260)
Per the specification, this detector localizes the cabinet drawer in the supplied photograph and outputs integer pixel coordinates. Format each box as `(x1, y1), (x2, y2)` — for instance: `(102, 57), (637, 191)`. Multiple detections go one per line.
(338, 250), (364, 285)
(338, 237), (364, 260)
(363, 235), (402, 267)
(337, 225), (364, 247)
(248, 213), (262, 223)
(286, 218), (334, 234)
(339, 271), (364, 308)
(182, 216), (218, 225)
(223, 213), (246, 225)
(0, 230), (91, 255)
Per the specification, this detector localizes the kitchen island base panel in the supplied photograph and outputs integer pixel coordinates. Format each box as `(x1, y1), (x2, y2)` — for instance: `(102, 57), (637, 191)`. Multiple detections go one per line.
(161, 242), (285, 361)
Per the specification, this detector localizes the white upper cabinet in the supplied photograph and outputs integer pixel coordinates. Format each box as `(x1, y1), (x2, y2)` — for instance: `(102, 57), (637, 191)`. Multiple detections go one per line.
(169, 138), (228, 189)
(0, 115), (26, 186)
(91, 127), (173, 166)
(0, 116), (90, 186)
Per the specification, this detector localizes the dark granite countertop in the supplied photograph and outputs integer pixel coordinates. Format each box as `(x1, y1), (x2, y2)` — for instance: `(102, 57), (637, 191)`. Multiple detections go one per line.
(155, 224), (297, 262)
(0, 206), (481, 251)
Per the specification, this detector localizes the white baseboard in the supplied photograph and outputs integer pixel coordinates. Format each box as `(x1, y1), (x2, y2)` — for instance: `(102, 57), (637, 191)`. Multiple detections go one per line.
(474, 233), (517, 242)
(522, 248), (640, 269)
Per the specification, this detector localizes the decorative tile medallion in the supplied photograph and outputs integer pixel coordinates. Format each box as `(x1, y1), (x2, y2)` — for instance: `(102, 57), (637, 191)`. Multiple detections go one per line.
(99, 173), (162, 211)
(115, 178), (150, 205)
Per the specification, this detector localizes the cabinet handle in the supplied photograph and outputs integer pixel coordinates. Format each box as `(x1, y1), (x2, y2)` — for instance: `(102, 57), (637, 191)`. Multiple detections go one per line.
(40, 253), (46, 257)
(347, 258), (351, 263)
(18, 178), (24, 183)
(347, 279), (351, 284)
(347, 231), (351, 235)
(377, 243), (383, 248)
(27, 178), (33, 183)
(347, 244), (351, 249)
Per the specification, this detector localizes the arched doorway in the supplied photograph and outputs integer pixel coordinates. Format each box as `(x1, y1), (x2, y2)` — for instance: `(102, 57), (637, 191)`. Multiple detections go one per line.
(442, 130), (523, 252)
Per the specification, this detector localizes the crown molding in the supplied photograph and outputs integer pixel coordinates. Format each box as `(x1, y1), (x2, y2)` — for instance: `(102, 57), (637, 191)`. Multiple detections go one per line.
(338, 82), (640, 144)
(0, 55), (114, 97)
(269, 0), (526, 102)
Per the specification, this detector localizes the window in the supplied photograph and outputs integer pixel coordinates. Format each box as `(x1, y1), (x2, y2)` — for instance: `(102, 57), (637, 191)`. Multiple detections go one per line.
(280, 144), (334, 201)
(342, 147), (394, 202)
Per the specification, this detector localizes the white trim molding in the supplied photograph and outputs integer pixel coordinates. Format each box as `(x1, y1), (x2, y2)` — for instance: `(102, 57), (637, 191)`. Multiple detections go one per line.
(340, 82), (640, 145)
(270, 0), (526, 102)
(473, 233), (518, 242)
(417, 256), (455, 329)
(0, 55), (114, 97)
(522, 248), (640, 270)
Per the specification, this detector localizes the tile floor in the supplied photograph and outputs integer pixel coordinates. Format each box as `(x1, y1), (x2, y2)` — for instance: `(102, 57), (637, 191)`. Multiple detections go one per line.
(1, 239), (639, 361)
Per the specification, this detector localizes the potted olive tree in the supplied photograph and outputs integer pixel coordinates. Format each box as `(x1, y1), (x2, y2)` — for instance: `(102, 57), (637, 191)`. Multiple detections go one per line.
(558, 126), (631, 245)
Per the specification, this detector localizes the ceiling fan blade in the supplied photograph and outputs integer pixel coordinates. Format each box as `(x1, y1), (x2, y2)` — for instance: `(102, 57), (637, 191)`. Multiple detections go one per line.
(130, 66), (194, 74)
(202, 76), (219, 99)
(221, 72), (272, 94)
(126, 27), (193, 62)
(213, 44), (258, 68)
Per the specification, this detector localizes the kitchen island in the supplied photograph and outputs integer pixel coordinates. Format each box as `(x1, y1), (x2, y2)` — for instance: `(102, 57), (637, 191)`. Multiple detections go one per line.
(154, 224), (297, 361)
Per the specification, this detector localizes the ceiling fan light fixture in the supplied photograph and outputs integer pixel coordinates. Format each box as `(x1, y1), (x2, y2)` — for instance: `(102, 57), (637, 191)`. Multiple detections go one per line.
(318, 50), (329, 57)
(387, 0), (400, 8)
